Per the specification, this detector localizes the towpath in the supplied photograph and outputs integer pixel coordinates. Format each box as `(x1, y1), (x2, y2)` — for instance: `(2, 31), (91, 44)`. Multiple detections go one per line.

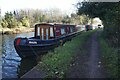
(65, 30), (107, 78)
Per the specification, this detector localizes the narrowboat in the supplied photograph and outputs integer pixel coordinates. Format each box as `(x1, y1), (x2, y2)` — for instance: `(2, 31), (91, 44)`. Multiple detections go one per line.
(85, 25), (92, 31)
(76, 25), (85, 31)
(14, 23), (79, 58)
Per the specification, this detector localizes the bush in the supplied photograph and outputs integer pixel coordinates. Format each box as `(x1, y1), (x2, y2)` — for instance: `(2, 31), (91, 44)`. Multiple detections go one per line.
(11, 17), (17, 28)
(21, 17), (30, 27)
(1, 19), (8, 28)
(99, 33), (118, 78)
(17, 21), (23, 27)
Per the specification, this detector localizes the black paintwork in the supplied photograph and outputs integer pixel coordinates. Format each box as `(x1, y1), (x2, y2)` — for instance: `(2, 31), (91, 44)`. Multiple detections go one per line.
(14, 32), (78, 59)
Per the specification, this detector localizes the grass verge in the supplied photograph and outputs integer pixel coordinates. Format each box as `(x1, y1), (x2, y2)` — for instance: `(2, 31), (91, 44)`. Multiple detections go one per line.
(99, 33), (118, 78)
(36, 30), (96, 78)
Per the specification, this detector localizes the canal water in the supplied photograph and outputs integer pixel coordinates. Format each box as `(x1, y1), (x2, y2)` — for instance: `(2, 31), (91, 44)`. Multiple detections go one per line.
(1, 32), (38, 78)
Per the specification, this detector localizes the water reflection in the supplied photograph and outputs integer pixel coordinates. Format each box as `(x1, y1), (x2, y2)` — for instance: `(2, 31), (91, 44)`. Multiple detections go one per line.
(2, 32), (37, 78)
(0, 35), (2, 79)
(17, 58), (37, 78)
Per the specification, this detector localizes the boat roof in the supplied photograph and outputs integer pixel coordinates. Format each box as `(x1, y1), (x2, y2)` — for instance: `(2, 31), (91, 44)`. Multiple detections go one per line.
(55, 23), (76, 26)
(34, 23), (54, 27)
(34, 23), (76, 27)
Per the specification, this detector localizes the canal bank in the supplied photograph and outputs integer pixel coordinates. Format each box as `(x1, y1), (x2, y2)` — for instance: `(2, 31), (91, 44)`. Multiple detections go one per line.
(21, 65), (47, 78)
(0, 27), (34, 35)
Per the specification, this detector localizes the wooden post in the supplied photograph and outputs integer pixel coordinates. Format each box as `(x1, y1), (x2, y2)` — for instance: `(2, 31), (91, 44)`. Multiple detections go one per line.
(40, 28), (42, 39)
(35, 26), (38, 38)
(44, 28), (46, 40)
(48, 27), (50, 39)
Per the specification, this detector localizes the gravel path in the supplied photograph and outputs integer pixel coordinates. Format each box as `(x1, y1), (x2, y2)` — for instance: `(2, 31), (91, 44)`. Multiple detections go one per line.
(65, 31), (107, 78)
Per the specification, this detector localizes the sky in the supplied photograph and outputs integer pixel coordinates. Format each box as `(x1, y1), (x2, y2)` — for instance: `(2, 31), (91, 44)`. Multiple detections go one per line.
(0, 0), (80, 16)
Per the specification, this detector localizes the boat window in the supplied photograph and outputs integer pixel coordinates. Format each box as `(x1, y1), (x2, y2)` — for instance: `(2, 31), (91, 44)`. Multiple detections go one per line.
(46, 28), (48, 40)
(61, 28), (66, 35)
(70, 27), (73, 33)
(37, 27), (40, 36)
(50, 27), (54, 37)
(42, 28), (44, 40)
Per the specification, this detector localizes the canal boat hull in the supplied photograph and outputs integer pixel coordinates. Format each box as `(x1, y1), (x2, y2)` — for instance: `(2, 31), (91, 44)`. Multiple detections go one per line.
(14, 43), (57, 58)
(14, 32), (78, 58)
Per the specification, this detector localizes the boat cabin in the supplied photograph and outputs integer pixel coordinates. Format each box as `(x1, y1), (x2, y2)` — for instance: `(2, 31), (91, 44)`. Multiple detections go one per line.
(34, 23), (76, 40)
(34, 23), (55, 40)
(54, 24), (76, 37)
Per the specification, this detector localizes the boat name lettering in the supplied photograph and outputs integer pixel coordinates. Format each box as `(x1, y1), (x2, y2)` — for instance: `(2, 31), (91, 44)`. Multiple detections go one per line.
(29, 41), (37, 44)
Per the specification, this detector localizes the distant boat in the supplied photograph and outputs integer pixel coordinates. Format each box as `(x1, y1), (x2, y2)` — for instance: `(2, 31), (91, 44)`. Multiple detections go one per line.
(14, 23), (82, 59)
(85, 25), (92, 31)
